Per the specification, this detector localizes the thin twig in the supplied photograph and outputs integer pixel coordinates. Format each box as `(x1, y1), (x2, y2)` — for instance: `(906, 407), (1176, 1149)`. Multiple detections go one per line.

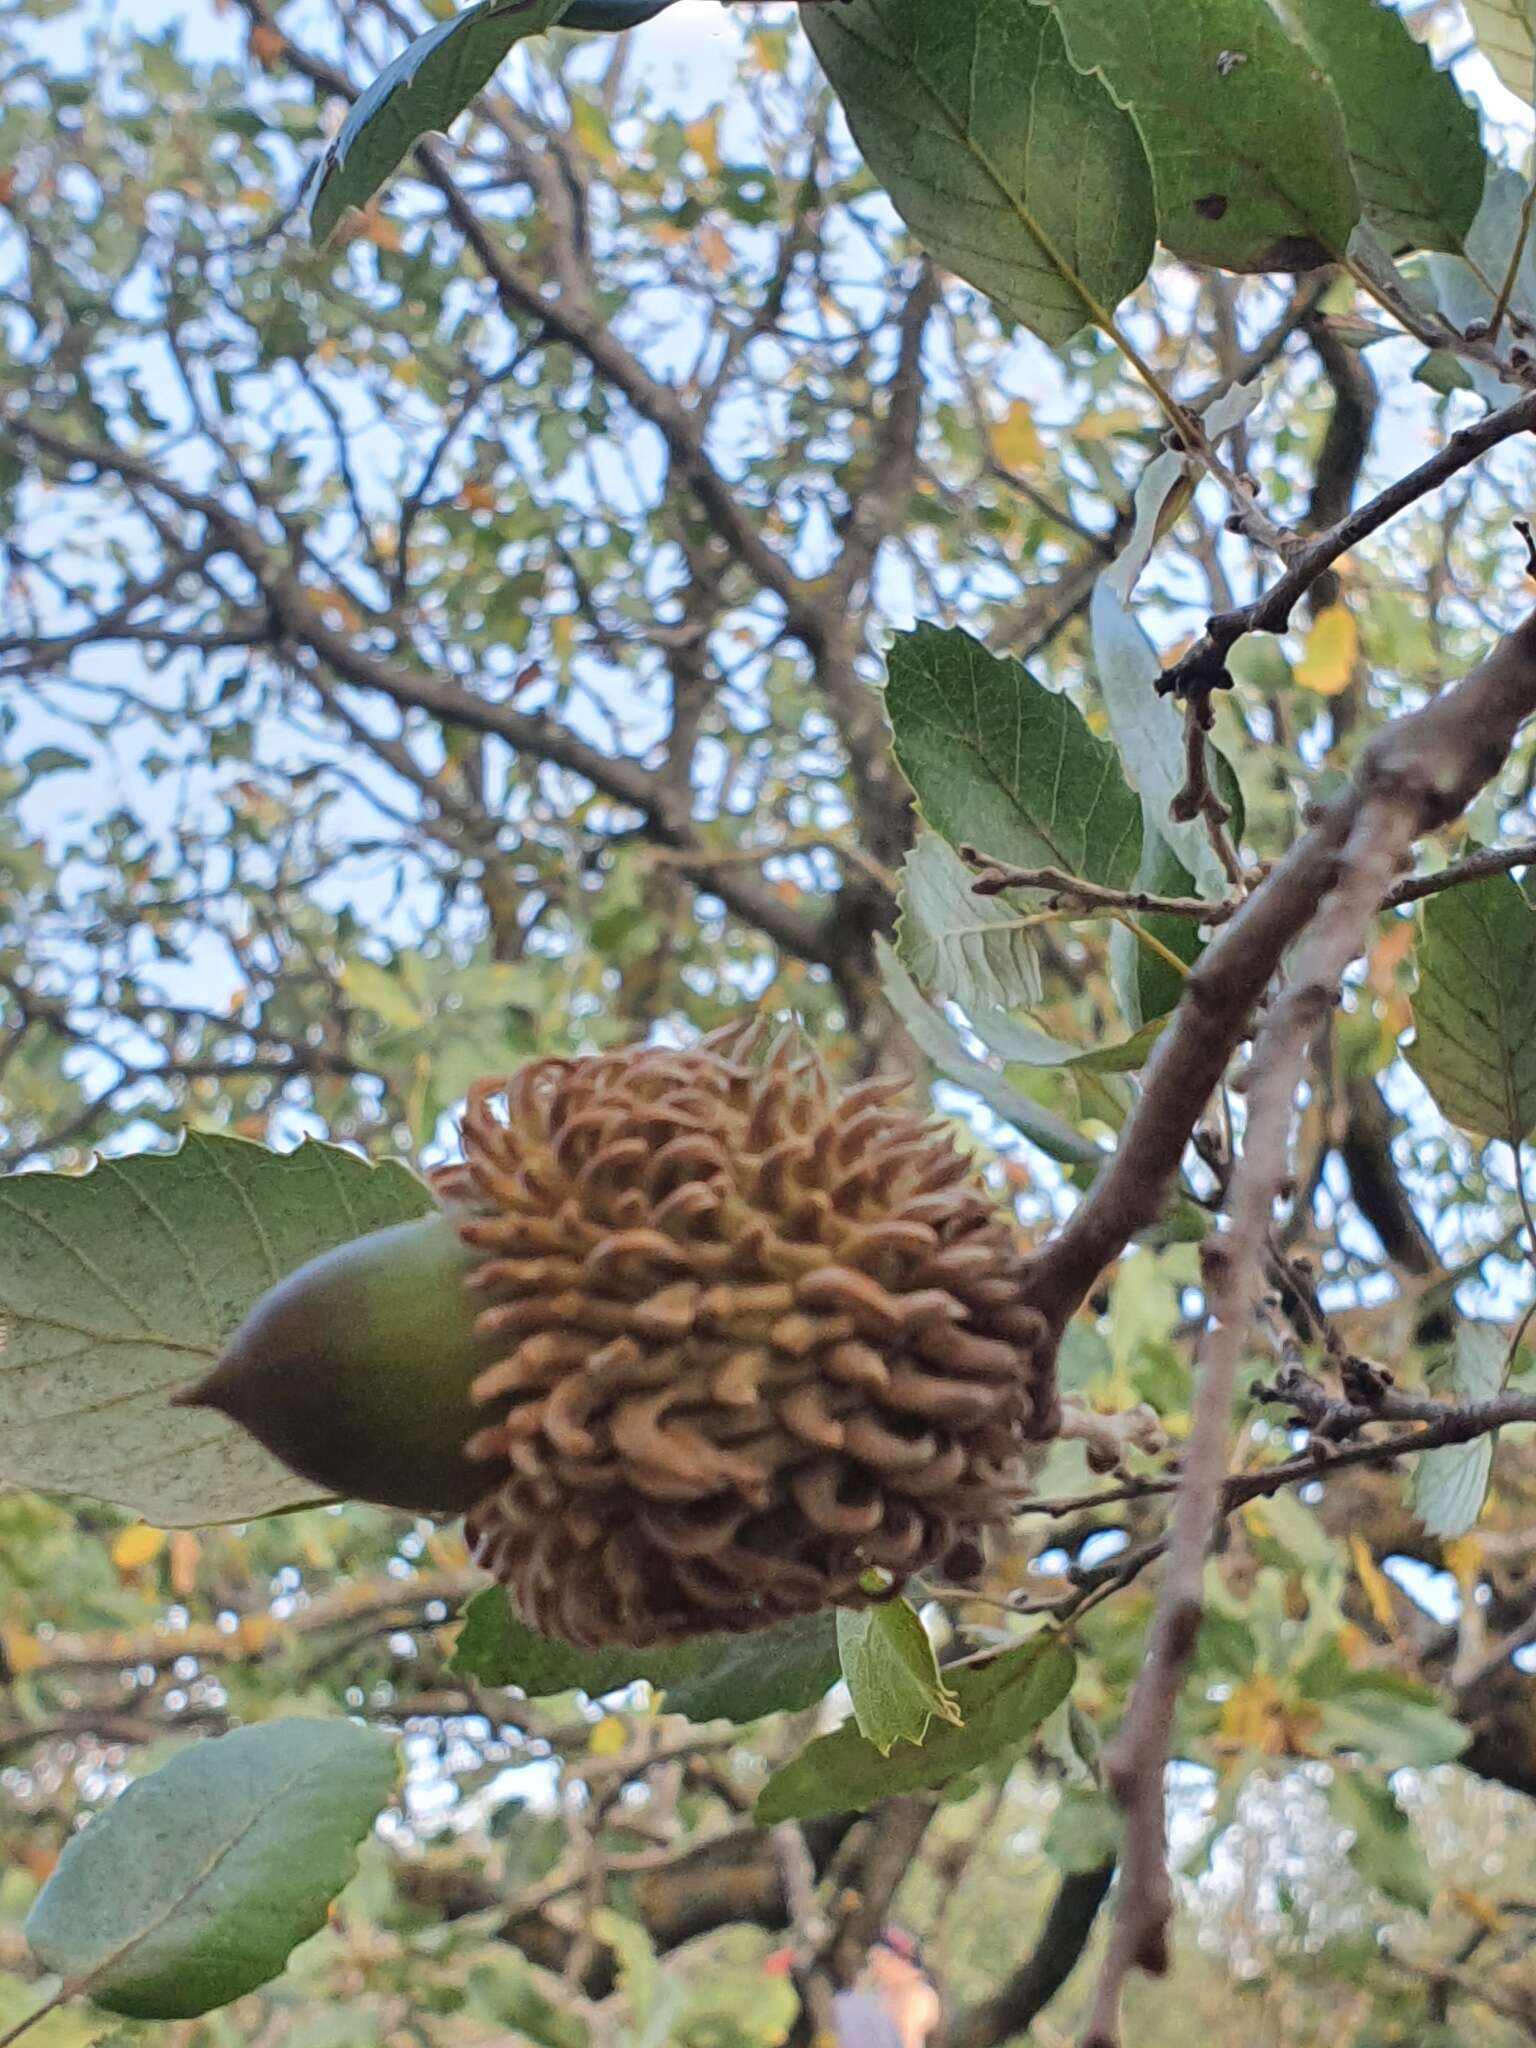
(1084, 796), (1415, 2047)
(1027, 610), (1536, 1340)
(1157, 392), (1536, 701)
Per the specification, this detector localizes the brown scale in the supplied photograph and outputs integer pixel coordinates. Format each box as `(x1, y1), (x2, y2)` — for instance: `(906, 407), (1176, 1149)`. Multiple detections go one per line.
(440, 1020), (1056, 1648)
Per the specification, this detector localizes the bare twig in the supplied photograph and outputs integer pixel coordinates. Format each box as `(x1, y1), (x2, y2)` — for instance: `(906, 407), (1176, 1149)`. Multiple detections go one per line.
(1027, 610), (1536, 1340)
(1084, 796), (1416, 2047)
(1157, 392), (1536, 702)
(963, 850), (1232, 925)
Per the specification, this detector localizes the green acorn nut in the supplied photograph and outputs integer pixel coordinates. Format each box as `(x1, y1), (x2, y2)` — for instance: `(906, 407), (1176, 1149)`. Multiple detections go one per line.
(172, 1210), (504, 1514)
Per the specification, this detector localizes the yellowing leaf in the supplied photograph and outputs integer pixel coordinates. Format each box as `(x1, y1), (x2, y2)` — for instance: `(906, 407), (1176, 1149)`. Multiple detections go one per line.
(992, 398), (1044, 472)
(1367, 916), (1416, 996)
(589, 1714), (628, 1757)
(1219, 1672), (1286, 1750)
(1075, 406), (1144, 443)
(699, 223), (732, 276)
(569, 99), (612, 164)
(339, 958), (424, 1033)
(248, 19), (286, 65)
(1350, 1534), (1398, 1633)
(2, 1628), (45, 1675)
(1295, 603), (1359, 695)
(1450, 1884), (1508, 1934)
(1443, 1532), (1484, 1588)
(111, 1523), (167, 1572)
(1216, 1672), (1321, 1756)
(317, 588), (363, 633)
(550, 613), (578, 660)
(170, 1529), (201, 1596)
(685, 114), (721, 172)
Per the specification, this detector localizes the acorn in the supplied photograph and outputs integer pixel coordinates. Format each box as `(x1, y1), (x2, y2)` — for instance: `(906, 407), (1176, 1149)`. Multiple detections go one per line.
(179, 1023), (1056, 1647)
(172, 1211), (506, 1514)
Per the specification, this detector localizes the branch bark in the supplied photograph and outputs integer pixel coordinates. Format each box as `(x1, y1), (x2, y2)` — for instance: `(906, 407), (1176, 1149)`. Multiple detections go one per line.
(1026, 608), (1536, 1340)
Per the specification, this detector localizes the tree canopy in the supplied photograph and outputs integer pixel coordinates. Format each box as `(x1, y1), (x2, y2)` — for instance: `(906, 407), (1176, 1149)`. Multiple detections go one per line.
(8, 2), (1536, 2045)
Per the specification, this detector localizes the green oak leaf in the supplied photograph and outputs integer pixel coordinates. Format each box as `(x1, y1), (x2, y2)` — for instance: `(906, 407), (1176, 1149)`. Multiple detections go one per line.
(837, 1600), (961, 1754)
(450, 1588), (840, 1723)
(0, 1132), (435, 1524)
(1407, 871), (1536, 1146)
(1028, 0), (1360, 270)
(25, 1721), (399, 2018)
(1270, 0), (1485, 254)
(885, 624), (1142, 891)
(805, 0), (1154, 346)
(310, 0), (574, 243)
(756, 1635), (1075, 1822)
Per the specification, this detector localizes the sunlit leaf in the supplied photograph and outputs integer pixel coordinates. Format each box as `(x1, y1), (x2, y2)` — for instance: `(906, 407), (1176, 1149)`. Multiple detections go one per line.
(1294, 603), (1358, 695)
(108, 1524), (167, 1572)
(992, 398), (1045, 472)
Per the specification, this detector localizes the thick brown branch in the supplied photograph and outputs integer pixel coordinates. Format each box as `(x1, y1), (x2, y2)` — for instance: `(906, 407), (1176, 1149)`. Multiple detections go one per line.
(1026, 609), (1536, 1338)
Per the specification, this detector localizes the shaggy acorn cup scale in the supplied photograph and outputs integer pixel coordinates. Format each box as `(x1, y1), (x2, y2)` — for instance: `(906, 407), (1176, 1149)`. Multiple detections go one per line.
(176, 1024), (1057, 1648)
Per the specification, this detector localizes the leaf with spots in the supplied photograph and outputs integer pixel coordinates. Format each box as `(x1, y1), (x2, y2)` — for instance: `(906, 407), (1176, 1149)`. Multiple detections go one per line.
(1026, 0), (1360, 271)
(0, 1132), (435, 1524)
(804, 0), (1154, 347)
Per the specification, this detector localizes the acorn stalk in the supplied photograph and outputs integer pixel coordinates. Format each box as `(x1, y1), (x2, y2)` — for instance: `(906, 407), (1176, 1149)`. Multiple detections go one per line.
(172, 1211), (504, 1514)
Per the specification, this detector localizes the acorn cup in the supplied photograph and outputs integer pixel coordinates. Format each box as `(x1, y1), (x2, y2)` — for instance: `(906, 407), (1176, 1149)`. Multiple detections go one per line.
(177, 1023), (1056, 1648)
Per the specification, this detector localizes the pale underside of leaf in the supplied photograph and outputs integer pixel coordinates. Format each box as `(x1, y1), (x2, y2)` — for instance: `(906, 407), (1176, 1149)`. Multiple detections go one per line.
(878, 940), (1104, 1168)
(897, 831), (1043, 1016)
(0, 1132), (434, 1523)
(1465, 0), (1536, 102)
